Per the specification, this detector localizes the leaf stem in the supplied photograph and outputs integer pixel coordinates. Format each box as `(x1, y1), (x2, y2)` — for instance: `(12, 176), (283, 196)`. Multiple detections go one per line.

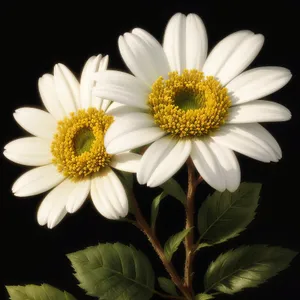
(130, 193), (193, 300)
(184, 159), (202, 294)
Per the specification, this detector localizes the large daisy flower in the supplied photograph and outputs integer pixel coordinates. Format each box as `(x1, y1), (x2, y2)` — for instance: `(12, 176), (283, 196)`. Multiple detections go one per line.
(94, 13), (292, 192)
(4, 55), (141, 228)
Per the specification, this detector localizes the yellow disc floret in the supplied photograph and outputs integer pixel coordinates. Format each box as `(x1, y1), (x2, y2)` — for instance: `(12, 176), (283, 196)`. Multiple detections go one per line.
(148, 69), (231, 138)
(51, 108), (113, 181)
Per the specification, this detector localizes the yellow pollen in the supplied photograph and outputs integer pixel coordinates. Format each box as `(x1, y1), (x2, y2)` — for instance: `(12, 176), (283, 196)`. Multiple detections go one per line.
(51, 107), (113, 181)
(148, 69), (231, 138)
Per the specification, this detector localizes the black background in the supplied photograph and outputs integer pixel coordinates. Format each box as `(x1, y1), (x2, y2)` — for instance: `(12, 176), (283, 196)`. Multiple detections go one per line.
(1, 0), (300, 299)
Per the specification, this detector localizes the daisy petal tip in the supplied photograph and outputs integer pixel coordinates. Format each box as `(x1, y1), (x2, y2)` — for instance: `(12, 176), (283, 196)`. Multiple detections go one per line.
(47, 222), (55, 230)
(257, 33), (265, 41)
(37, 214), (47, 227)
(55, 63), (65, 70)
(13, 191), (23, 197)
(146, 178), (162, 188)
(95, 53), (103, 60)
(47, 214), (65, 229)
(53, 64), (60, 72)
(172, 12), (184, 18)
(280, 107), (292, 121)
(123, 32), (132, 40)
(217, 187), (226, 193)
(119, 208), (129, 219)
(136, 173), (146, 185)
(187, 13), (202, 21)
(131, 27), (142, 34)
(118, 35), (125, 44)
(3, 149), (8, 157)
(65, 204), (75, 214)
(227, 185), (239, 193)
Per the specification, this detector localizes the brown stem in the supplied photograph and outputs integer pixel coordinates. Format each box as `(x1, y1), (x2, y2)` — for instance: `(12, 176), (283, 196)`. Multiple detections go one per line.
(184, 159), (202, 295)
(130, 194), (192, 300)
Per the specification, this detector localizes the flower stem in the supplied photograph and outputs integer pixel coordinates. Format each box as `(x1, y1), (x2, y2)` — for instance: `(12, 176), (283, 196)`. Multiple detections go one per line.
(184, 159), (203, 294)
(130, 193), (193, 300)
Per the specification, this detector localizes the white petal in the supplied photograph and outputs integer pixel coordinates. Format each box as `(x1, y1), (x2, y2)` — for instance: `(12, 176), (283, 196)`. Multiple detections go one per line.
(4, 137), (52, 166)
(91, 168), (128, 219)
(37, 178), (73, 228)
(53, 64), (79, 114)
(207, 139), (241, 192)
(137, 136), (175, 185)
(13, 108), (57, 139)
(190, 139), (226, 192)
(132, 28), (170, 79)
(104, 112), (154, 145)
(163, 13), (186, 73)
(119, 31), (169, 86)
(94, 70), (149, 109)
(203, 31), (264, 85)
(203, 31), (252, 76)
(105, 102), (143, 118)
(216, 33), (264, 85)
(211, 125), (278, 162)
(90, 177), (118, 219)
(248, 123), (282, 158)
(12, 164), (65, 197)
(227, 100), (291, 123)
(186, 13), (208, 70)
(110, 152), (141, 173)
(80, 55), (102, 109)
(227, 67), (292, 105)
(65, 179), (91, 213)
(119, 35), (154, 85)
(106, 126), (166, 155)
(80, 54), (111, 110)
(94, 56), (111, 110)
(38, 74), (66, 120)
(47, 207), (67, 229)
(138, 137), (191, 187)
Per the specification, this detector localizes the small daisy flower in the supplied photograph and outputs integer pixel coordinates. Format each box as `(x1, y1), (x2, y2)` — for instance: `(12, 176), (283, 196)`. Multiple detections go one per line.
(4, 55), (141, 228)
(94, 13), (292, 192)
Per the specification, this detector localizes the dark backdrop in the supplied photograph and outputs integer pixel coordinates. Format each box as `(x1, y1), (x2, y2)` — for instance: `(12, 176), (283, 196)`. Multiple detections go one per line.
(1, 1), (299, 299)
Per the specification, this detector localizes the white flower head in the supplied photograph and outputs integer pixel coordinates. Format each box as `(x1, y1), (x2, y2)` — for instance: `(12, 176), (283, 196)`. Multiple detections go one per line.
(94, 13), (292, 192)
(4, 55), (141, 228)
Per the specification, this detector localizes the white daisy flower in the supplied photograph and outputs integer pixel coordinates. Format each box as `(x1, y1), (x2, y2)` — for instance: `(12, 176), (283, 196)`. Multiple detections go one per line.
(4, 55), (141, 228)
(94, 13), (292, 192)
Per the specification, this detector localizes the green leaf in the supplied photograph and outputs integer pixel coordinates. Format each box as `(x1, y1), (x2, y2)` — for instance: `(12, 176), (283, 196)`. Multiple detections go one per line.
(164, 228), (192, 261)
(158, 277), (178, 296)
(160, 178), (186, 204)
(6, 284), (76, 300)
(195, 293), (214, 300)
(197, 182), (261, 248)
(151, 191), (167, 230)
(68, 242), (155, 300)
(204, 245), (298, 295)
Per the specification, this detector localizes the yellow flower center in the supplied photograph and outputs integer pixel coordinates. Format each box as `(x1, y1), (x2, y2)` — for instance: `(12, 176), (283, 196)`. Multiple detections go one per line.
(148, 69), (231, 138)
(51, 108), (113, 181)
